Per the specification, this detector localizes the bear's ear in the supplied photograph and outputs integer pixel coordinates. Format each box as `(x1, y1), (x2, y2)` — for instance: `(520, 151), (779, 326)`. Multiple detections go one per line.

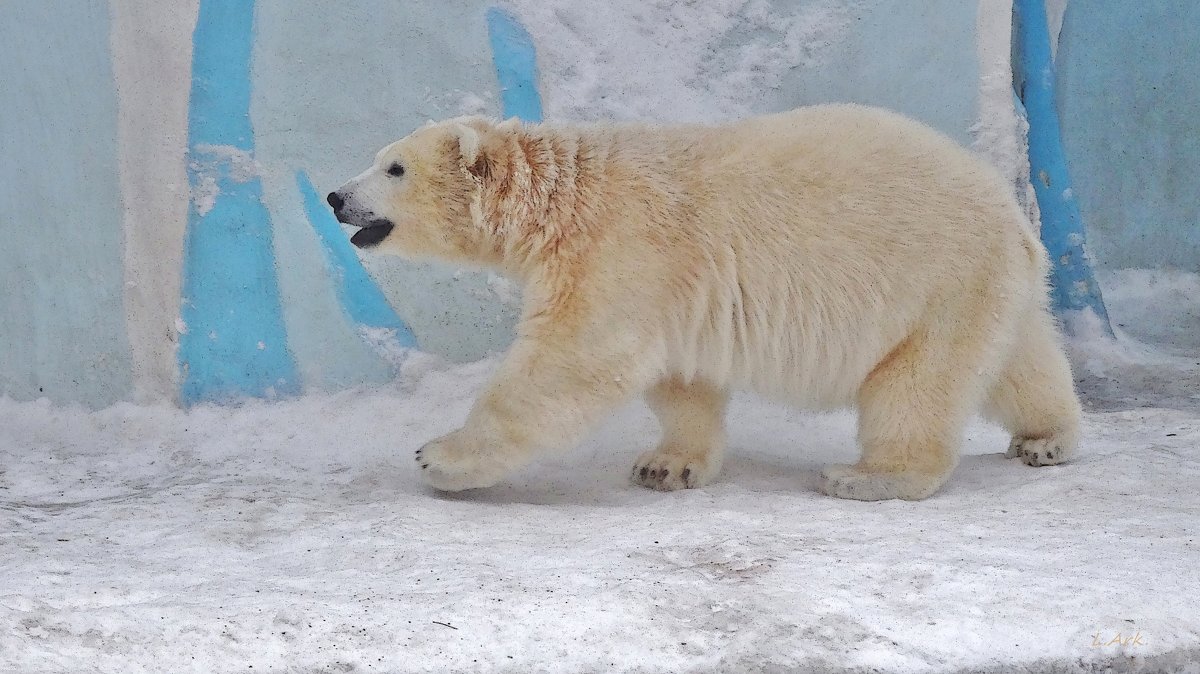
(451, 123), (487, 179)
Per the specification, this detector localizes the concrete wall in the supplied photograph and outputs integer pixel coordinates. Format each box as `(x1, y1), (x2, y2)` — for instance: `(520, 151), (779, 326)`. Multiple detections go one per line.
(1057, 1), (1200, 271)
(0, 0), (1019, 408)
(252, 0), (517, 393)
(0, 2), (132, 407)
(773, 0), (980, 147)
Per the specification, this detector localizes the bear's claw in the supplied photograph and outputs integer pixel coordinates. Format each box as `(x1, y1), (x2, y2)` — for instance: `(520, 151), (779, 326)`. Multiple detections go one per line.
(631, 449), (716, 491)
(1006, 435), (1073, 467)
(416, 431), (509, 492)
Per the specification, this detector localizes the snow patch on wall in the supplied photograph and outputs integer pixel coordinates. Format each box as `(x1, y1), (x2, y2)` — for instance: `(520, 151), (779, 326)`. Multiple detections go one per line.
(1045, 0), (1068, 58)
(973, 0), (1038, 223)
(187, 144), (261, 216)
(505, 0), (860, 122)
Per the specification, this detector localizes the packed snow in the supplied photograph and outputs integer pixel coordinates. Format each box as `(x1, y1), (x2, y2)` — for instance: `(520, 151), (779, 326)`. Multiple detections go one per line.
(3, 271), (1200, 673)
(1069, 270), (1200, 413)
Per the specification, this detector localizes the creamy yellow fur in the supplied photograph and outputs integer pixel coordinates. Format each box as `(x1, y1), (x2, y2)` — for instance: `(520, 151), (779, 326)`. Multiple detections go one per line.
(334, 104), (1082, 500)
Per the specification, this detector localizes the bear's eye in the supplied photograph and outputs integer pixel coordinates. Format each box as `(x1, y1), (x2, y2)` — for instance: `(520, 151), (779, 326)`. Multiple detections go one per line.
(386, 162), (405, 178)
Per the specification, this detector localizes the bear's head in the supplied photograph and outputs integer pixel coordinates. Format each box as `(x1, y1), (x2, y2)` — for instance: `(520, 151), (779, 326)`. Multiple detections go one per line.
(328, 116), (519, 266)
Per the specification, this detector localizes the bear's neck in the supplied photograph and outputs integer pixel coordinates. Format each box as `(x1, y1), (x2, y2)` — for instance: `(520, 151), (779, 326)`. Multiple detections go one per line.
(480, 126), (617, 273)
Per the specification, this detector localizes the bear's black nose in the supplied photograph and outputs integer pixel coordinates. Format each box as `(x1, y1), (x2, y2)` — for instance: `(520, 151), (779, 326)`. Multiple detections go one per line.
(327, 191), (345, 211)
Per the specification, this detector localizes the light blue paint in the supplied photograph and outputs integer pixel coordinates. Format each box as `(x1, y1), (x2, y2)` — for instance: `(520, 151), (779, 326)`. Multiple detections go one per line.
(296, 171), (417, 348)
(0, 1), (132, 407)
(1057, 1), (1200, 273)
(487, 8), (544, 122)
(1013, 0), (1111, 332)
(179, 0), (299, 404)
(773, 0), (978, 146)
(251, 0), (516, 370)
(255, 173), (394, 390)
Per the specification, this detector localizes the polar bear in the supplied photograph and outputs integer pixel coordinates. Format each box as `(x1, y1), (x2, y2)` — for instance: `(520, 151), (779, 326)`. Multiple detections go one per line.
(328, 105), (1082, 500)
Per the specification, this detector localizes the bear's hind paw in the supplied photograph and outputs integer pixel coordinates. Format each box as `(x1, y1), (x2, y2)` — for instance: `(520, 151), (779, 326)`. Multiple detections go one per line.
(819, 464), (946, 501)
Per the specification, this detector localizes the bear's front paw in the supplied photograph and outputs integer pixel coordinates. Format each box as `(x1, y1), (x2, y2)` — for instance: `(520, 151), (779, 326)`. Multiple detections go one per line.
(415, 430), (510, 492)
(1006, 435), (1074, 466)
(631, 448), (719, 491)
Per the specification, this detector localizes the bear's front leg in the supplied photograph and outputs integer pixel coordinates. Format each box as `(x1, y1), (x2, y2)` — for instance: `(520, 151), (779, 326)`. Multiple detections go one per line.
(416, 333), (654, 491)
(416, 423), (522, 492)
(632, 376), (729, 490)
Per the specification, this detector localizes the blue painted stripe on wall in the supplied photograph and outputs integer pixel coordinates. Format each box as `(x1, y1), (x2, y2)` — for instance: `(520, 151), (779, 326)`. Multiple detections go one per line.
(296, 171), (417, 347)
(486, 8), (544, 122)
(188, 0), (256, 150)
(179, 0), (299, 404)
(1013, 0), (1111, 332)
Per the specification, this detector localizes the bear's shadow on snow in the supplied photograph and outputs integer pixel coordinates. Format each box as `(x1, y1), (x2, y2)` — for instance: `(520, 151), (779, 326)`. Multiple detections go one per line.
(409, 402), (1028, 506)
(370, 389), (1032, 505)
(418, 449), (1028, 507)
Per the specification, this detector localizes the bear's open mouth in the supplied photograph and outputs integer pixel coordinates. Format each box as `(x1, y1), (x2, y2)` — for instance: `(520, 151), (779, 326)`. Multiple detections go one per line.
(350, 219), (395, 248)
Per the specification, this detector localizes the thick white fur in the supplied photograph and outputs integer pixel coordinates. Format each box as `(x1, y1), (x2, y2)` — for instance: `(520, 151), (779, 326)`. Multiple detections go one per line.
(337, 104), (1082, 500)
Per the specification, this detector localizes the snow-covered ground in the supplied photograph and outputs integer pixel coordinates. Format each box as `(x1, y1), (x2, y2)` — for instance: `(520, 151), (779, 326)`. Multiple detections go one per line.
(1070, 270), (1200, 413)
(3, 271), (1199, 673)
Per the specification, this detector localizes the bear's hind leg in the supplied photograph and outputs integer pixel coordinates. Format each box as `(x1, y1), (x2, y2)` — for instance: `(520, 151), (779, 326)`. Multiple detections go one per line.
(985, 309), (1082, 467)
(632, 376), (729, 490)
(822, 315), (1006, 501)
